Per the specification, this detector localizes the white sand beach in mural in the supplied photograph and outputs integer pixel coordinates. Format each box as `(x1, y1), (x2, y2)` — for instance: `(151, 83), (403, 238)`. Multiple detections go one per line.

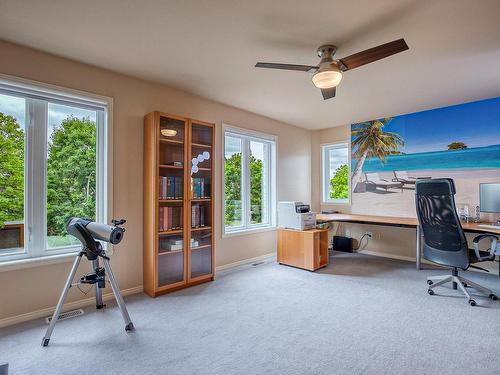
(352, 169), (500, 218)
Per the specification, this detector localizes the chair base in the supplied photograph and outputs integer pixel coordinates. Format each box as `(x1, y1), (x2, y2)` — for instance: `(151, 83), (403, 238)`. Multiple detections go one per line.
(427, 274), (497, 306)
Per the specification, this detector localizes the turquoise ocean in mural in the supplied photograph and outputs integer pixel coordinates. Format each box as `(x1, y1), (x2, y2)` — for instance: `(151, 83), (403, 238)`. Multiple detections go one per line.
(361, 144), (500, 172)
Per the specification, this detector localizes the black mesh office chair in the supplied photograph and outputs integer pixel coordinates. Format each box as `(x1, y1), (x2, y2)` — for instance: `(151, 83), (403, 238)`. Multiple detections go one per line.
(415, 178), (498, 306)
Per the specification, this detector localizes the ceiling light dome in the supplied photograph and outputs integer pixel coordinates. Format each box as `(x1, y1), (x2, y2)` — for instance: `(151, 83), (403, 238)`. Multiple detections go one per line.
(312, 64), (342, 89)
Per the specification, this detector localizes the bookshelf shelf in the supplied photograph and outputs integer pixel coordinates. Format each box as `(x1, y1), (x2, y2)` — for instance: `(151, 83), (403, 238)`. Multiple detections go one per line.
(158, 229), (183, 235)
(160, 139), (184, 145)
(191, 226), (211, 232)
(191, 245), (211, 251)
(192, 142), (212, 148)
(144, 112), (215, 298)
(159, 164), (184, 169)
(159, 249), (184, 255)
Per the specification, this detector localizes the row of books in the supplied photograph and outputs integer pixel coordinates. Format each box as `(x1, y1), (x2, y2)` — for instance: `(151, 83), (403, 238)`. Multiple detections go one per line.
(159, 176), (183, 199)
(159, 206), (183, 231)
(192, 178), (211, 199)
(159, 236), (199, 252)
(191, 204), (206, 228)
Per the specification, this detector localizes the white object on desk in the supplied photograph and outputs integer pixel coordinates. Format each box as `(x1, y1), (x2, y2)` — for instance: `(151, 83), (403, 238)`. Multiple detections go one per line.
(278, 201), (316, 230)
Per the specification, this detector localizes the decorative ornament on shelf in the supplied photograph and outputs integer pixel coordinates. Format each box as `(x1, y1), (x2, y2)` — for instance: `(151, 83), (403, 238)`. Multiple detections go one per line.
(191, 151), (210, 175)
(161, 129), (177, 137)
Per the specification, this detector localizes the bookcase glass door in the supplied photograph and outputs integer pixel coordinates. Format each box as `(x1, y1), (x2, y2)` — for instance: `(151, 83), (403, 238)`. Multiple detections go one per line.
(157, 115), (187, 287)
(189, 122), (213, 279)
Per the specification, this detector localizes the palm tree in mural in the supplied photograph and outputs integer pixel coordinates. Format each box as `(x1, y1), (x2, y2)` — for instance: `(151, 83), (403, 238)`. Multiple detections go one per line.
(351, 118), (405, 192)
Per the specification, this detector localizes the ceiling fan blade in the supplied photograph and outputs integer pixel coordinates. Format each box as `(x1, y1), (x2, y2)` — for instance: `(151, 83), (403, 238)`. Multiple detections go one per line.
(321, 87), (336, 100)
(338, 39), (408, 71)
(255, 62), (317, 72)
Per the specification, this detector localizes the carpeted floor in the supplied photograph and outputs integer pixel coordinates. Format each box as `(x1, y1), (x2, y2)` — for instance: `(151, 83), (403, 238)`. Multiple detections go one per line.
(2, 252), (500, 375)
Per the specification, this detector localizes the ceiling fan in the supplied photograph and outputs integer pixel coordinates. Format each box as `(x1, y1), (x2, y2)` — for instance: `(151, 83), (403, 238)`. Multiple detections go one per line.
(255, 38), (409, 100)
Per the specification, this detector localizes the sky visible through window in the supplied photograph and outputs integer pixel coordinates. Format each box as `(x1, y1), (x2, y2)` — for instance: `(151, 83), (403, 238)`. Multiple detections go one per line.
(0, 93), (97, 132)
(0, 93), (25, 129)
(329, 146), (348, 176)
(225, 134), (265, 161)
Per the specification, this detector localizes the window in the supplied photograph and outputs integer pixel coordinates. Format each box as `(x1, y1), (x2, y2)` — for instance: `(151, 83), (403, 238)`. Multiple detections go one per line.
(322, 143), (350, 204)
(223, 126), (276, 234)
(0, 75), (110, 263)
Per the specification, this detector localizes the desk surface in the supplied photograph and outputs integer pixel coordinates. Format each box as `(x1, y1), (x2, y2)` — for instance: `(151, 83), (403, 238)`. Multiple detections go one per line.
(317, 213), (500, 235)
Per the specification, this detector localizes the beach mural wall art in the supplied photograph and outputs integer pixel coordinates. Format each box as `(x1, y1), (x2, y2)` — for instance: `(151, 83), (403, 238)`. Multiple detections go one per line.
(350, 97), (500, 217)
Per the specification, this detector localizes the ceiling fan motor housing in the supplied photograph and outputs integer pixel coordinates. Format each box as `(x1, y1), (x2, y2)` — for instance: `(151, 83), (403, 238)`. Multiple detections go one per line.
(317, 44), (337, 59)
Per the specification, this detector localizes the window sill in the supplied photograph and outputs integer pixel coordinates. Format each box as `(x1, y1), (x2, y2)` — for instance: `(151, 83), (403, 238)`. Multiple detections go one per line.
(223, 225), (277, 238)
(322, 201), (351, 206)
(0, 251), (79, 273)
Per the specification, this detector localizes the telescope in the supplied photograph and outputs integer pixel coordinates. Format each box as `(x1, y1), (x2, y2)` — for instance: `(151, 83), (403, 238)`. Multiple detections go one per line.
(42, 217), (134, 347)
(67, 217), (125, 246)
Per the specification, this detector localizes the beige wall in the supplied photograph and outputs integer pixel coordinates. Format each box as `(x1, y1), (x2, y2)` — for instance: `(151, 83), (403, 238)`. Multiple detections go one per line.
(0, 40), (311, 321)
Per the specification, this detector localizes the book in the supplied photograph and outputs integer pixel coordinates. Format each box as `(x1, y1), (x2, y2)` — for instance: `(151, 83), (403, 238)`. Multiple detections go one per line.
(159, 207), (164, 231)
(162, 240), (199, 252)
(165, 243), (183, 251)
(192, 177), (211, 199)
(164, 161), (183, 167)
(159, 176), (184, 199)
(168, 236), (184, 245)
(191, 204), (206, 228)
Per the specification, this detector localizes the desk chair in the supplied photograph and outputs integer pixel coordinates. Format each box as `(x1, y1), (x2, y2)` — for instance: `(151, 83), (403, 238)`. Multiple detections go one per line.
(415, 178), (498, 306)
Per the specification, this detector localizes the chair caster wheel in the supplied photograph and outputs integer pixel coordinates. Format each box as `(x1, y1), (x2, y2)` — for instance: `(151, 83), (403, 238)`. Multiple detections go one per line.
(462, 282), (468, 287)
(427, 280), (433, 285)
(489, 294), (497, 300)
(428, 289), (434, 295)
(468, 299), (477, 306)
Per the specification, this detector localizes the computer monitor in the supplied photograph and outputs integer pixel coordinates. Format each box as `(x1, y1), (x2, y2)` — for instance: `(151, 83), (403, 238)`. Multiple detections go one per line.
(479, 183), (500, 218)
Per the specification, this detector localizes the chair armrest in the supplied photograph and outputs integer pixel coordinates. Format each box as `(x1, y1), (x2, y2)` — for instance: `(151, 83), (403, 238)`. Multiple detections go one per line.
(472, 234), (498, 260)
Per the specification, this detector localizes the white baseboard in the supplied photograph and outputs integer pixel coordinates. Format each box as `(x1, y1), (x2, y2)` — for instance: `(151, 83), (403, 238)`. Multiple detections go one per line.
(0, 285), (143, 329)
(216, 252), (276, 272)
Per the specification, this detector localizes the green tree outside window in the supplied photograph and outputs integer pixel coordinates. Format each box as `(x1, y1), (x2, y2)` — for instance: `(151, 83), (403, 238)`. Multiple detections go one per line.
(329, 164), (349, 200)
(224, 153), (263, 226)
(0, 113), (24, 228)
(47, 116), (97, 240)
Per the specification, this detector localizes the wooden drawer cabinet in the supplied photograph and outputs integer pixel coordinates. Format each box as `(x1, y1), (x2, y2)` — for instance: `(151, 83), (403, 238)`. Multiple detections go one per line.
(277, 228), (329, 271)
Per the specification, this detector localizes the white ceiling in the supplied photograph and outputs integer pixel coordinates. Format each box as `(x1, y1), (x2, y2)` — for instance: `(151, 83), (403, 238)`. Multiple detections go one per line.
(1, 0), (499, 129)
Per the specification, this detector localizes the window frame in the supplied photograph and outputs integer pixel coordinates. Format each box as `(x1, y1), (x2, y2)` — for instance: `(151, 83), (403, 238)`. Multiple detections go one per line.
(321, 141), (351, 205)
(0, 74), (113, 265)
(222, 124), (277, 236)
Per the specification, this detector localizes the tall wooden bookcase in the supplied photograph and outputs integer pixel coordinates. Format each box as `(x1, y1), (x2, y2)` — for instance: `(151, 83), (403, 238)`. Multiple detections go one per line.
(144, 112), (215, 297)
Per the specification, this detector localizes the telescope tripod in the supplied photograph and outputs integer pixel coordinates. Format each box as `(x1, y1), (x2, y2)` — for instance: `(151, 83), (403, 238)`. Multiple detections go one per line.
(42, 243), (134, 347)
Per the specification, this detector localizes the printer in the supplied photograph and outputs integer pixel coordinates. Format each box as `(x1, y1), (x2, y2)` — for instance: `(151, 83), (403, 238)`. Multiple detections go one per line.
(278, 201), (316, 230)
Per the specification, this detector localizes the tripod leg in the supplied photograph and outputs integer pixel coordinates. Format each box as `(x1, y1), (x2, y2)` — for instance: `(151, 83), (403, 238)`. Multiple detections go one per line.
(92, 258), (105, 309)
(102, 258), (134, 332)
(42, 254), (83, 347)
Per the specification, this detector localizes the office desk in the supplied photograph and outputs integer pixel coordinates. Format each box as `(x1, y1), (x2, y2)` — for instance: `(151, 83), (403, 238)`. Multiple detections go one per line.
(317, 213), (500, 270)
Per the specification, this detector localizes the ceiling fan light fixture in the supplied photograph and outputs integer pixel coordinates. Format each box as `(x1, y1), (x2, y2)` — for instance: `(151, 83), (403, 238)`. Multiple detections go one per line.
(312, 69), (342, 89)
